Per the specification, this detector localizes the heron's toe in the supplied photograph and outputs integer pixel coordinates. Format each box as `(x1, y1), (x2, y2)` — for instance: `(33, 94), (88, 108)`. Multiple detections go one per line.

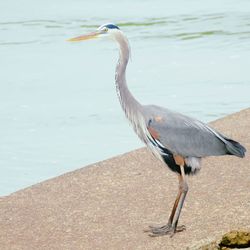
(144, 223), (186, 237)
(175, 224), (186, 232)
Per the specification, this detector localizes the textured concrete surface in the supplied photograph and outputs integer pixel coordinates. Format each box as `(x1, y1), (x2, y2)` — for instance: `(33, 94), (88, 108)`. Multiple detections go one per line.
(0, 108), (249, 250)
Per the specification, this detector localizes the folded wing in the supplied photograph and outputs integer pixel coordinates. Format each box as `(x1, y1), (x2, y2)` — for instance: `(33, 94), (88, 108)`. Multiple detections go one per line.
(144, 105), (246, 158)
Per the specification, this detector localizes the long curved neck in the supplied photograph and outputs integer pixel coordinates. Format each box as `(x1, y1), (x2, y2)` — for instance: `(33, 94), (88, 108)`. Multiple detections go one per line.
(114, 31), (142, 122)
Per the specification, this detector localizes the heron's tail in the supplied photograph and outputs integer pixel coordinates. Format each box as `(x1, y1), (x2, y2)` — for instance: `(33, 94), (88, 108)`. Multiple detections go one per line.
(225, 138), (246, 158)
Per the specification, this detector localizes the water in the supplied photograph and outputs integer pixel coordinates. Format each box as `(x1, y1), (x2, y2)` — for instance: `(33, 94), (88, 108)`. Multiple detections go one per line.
(1, 0), (250, 195)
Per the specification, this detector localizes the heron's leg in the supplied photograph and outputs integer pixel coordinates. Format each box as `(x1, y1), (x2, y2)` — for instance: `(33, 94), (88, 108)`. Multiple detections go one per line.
(145, 165), (188, 237)
(145, 187), (185, 235)
(166, 183), (183, 224)
(148, 185), (182, 230)
(171, 165), (188, 233)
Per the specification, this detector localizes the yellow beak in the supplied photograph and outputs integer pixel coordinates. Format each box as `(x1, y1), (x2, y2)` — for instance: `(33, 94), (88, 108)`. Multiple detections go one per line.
(67, 31), (101, 42)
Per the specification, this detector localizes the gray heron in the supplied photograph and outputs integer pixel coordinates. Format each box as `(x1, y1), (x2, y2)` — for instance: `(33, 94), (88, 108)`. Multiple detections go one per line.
(68, 24), (246, 237)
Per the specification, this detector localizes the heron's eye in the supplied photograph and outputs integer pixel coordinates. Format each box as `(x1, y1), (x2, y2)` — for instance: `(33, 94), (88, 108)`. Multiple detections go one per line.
(103, 27), (109, 32)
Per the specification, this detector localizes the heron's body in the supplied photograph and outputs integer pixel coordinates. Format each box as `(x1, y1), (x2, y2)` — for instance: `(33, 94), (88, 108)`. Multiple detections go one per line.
(114, 27), (245, 175)
(69, 23), (246, 236)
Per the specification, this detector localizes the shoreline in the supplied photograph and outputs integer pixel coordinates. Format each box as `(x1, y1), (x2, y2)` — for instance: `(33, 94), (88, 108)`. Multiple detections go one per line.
(0, 108), (249, 249)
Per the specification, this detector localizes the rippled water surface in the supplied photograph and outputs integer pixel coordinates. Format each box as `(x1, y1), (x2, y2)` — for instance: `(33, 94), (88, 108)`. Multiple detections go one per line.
(1, 0), (250, 195)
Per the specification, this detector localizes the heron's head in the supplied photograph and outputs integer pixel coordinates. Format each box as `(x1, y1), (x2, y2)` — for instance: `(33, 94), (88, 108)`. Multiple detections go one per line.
(68, 23), (121, 42)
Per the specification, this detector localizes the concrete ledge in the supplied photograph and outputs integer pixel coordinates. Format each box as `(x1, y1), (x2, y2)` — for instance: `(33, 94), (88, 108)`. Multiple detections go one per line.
(0, 108), (249, 249)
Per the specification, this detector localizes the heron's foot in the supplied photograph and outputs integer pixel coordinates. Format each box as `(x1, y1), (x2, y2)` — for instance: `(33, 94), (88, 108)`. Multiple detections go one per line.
(144, 223), (186, 237)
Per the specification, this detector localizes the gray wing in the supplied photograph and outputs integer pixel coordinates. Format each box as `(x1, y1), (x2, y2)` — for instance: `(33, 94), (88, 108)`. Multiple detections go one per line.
(143, 105), (229, 157)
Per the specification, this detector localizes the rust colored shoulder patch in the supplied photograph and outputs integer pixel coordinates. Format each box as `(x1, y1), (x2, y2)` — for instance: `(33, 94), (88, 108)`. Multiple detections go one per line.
(154, 116), (164, 122)
(148, 126), (160, 140)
